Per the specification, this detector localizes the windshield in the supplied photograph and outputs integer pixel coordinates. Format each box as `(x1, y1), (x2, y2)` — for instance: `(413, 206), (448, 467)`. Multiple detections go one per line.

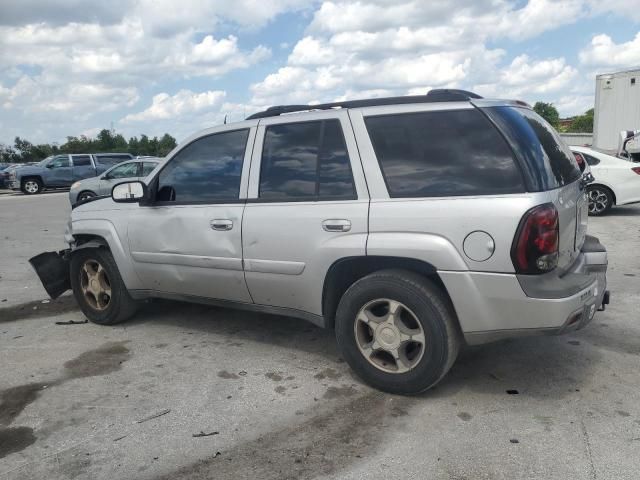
(37, 156), (54, 166)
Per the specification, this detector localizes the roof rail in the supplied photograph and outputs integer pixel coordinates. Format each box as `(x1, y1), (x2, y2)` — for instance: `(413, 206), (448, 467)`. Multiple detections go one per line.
(246, 89), (483, 120)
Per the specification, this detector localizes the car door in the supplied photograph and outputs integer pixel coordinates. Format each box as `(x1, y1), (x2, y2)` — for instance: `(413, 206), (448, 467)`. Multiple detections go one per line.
(242, 111), (369, 316)
(98, 162), (141, 195)
(46, 155), (73, 186)
(71, 154), (94, 180)
(127, 124), (256, 302)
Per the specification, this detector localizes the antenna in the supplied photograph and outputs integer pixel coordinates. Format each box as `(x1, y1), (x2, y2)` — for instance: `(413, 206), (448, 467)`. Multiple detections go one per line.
(223, 114), (228, 125)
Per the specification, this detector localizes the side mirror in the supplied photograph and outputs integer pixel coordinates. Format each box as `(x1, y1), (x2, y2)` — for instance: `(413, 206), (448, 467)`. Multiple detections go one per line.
(46, 163), (54, 169)
(112, 181), (147, 203)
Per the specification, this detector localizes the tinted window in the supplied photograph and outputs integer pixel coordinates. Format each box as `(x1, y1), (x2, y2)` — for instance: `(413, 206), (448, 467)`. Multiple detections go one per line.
(72, 155), (92, 166)
(584, 153), (600, 166)
(259, 120), (355, 200)
(50, 156), (70, 168)
(107, 162), (139, 179)
(485, 107), (581, 190)
(142, 162), (158, 175)
(365, 109), (524, 198)
(157, 129), (248, 203)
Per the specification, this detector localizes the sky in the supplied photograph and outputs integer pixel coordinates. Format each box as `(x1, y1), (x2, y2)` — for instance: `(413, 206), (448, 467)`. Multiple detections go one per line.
(1, 0), (640, 145)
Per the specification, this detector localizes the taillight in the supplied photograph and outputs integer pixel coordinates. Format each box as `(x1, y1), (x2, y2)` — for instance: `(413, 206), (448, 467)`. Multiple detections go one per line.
(632, 167), (640, 175)
(511, 204), (559, 274)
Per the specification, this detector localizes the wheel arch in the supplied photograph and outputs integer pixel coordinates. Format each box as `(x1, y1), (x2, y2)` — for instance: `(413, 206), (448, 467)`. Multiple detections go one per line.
(322, 256), (455, 330)
(70, 219), (144, 290)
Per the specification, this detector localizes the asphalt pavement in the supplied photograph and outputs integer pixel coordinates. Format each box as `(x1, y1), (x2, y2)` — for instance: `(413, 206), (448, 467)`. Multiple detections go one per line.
(1, 192), (639, 479)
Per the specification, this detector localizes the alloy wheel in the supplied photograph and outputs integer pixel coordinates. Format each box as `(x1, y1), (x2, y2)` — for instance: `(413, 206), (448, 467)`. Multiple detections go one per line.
(354, 298), (426, 374)
(588, 188), (609, 214)
(24, 180), (39, 194)
(79, 259), (112, 311)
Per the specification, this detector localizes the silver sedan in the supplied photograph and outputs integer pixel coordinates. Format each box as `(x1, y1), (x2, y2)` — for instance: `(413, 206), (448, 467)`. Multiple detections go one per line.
(69, 158), (160, 205)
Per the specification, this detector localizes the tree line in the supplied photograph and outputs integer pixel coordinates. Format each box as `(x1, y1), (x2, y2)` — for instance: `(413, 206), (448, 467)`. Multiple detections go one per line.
(0, 129), (177, 163)
(533, 102), (594, 133)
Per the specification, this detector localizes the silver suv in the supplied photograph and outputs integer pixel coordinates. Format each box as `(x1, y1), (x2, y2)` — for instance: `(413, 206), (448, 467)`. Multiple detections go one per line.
(30, 89), (609, 394)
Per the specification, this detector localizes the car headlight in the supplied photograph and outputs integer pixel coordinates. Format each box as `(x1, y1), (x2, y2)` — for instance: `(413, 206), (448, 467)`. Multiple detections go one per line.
(70, 181), (81, 189)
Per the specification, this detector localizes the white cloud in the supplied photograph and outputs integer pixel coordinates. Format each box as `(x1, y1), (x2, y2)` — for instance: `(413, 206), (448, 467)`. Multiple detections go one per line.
(123, 90), (227, 122)
(579, 33), (640, 70)
(1, 0), (638, 143)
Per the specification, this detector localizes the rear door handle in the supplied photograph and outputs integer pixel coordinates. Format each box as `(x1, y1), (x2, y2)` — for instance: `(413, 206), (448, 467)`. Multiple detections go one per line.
(210, 219), (233, 231)
(322, 219), (351, 232)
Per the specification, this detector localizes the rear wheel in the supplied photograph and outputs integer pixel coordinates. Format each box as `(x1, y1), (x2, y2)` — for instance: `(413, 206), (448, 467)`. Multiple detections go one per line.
(70, 248), (137, 325)
(335, 269), (461, 394)
(587, 185), (613, 216)
(22, 178), (42, 195)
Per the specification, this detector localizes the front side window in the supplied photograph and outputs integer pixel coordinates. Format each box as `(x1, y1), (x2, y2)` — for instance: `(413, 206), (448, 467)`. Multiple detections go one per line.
(107, 162), (139, 179)
(50, 155), (70, 168)
(365, 109), (524, 198)
(259, 119), (355, 200)
(156, 129), (248, 203)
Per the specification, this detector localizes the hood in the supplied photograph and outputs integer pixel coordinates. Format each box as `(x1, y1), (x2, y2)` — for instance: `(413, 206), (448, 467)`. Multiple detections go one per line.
(12, 165), (42, 177)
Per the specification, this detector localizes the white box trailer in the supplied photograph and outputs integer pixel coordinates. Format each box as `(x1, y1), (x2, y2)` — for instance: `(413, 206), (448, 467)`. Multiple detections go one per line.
(593, 68), (640, 151)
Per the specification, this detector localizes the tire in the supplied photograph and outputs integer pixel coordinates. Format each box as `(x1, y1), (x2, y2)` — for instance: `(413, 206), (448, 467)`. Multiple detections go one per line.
(587, 185), (614, 216)
(21, 178), (42, 195)
(335, 269), (461, 395)
(77, 191), (97, 202)
(70, 248), (138, 325)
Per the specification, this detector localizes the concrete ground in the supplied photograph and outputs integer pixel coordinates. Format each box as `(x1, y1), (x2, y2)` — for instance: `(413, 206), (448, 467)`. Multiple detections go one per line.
(1, 192), (639, 480)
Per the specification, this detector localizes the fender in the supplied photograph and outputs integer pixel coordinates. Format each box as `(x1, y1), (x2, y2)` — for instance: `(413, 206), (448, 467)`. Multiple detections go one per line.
(71, 218), (145, 290)
(366, 232), (468, 271)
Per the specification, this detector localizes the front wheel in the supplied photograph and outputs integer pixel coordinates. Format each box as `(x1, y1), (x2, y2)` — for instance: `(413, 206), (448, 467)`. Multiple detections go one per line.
(22, 178), (42, 195)
(70, 248), (138, 325)
(335, 269), (461, 395)
(587, 185), (614, 216)
(77, 191), (97, 203)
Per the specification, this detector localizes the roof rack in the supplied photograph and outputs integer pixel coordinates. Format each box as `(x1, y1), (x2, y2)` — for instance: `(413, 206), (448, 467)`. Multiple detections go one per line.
(246, 89), (483, 120)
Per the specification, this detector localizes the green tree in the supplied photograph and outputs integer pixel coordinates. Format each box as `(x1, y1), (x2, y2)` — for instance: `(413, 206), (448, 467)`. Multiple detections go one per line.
(533, 102), (560, 127)
(158, 133), (177, 156)
(567, 108), (594, 133)
(138, 134), (151, 156)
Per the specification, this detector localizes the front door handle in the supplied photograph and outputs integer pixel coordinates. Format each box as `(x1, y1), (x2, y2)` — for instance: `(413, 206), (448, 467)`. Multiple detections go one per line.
(322, 219), (351, 232)
(210, 219), (233, 231)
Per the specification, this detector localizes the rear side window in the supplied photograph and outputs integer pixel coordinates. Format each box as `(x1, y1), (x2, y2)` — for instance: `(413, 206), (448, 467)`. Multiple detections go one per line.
(584, 153), (600, 166)
(72, 155), (92, 166)
(142, 162), (158, 175)
(259, 119), (355, 200)
(157, 129), (248, 203)
(365, 109), (524, 198)
(484, 107), (581, 190)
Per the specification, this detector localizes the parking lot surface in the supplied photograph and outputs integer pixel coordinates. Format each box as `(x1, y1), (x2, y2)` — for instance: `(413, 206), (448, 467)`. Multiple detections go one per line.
(1, 192), (639, 479)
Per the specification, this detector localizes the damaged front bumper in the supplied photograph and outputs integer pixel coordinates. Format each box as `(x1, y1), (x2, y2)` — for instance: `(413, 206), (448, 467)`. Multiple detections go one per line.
(29, 249), (71, 299)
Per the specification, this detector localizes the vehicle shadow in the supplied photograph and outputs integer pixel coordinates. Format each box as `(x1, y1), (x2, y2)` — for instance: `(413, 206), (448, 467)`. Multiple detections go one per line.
(600, 205), (640, 216)
(129, 299), (341, 360)
(130, 299), (603, 401)
(430, 332), (601, 401)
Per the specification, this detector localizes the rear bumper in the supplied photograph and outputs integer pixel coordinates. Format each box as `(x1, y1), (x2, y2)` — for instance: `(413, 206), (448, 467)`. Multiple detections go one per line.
(440, 235), (609, 345)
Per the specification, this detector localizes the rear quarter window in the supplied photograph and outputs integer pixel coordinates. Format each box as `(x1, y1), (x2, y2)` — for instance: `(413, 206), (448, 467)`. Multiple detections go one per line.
(483, 106), (581, 190)
(365, 109), (524, 198)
